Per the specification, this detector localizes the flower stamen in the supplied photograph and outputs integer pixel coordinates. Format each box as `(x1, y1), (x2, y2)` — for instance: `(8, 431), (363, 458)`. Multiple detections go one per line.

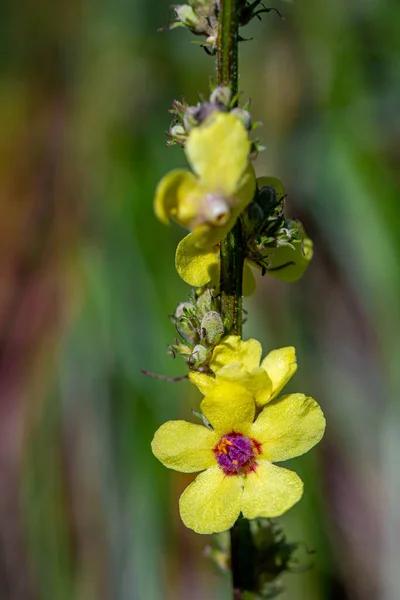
(214, 432), (261, 475)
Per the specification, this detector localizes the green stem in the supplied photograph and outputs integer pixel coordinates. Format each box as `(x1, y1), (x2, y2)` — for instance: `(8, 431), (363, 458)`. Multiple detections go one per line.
(219, 220), (244, 335)
(217, 2), (252, 598)
(218, 0), (243, 337)
(217, 0), (239, 97)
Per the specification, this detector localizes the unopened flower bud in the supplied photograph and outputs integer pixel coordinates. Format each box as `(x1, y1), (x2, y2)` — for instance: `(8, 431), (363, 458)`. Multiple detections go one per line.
(230, 107), (252, 130)
(190, 0), (216, 18)
(256, 185), (280, 217)
(242, 201), (264, 236)
(175, 301), (194, 319)
(248, 202), (264, 224)
(169, 342), (192, 358)
(183, 106), (199, 132)
(177, 317), (199, 342)
(200, 311), (224, 345)
(175, 5), (208, 34)
(210, 86), (232, 108)
(193, 102), (224, 125)
(191, 344), (208, 365)
(196, 288), (213, 318)
(170, 124), (186, 140)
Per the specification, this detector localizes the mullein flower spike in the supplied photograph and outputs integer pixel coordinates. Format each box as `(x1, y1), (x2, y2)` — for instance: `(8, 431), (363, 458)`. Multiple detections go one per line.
(152, 337), (325, 534)
(152, 3), (321, 549)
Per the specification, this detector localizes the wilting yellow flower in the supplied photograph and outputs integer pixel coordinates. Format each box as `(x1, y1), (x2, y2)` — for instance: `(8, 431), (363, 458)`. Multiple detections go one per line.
(151, 373), (325, 534)
(175, 175), (313, 290)
(154, 111), (256, 286)
(190, 335), (298, 408)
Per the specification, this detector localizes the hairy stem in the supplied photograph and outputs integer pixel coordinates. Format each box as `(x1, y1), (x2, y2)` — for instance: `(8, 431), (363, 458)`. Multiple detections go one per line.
(217, 1), (252, 598)
(217, 0), (239, 97)
(218, 0), (243, 336)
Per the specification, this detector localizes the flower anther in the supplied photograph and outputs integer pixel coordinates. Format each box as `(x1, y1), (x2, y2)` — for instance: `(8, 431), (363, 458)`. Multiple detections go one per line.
(214, 432), (261, 475)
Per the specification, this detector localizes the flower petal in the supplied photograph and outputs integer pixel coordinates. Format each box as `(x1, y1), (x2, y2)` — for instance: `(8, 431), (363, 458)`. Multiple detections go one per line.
(175, 233), (219, 287)
(230, 162), (257, 213)
(216, 364), (273, 407)
(250, 393), (326, 462)
(241, 461), (303, 519)
(186, 112), (250, 195)
(260, 347), (297, 400)
(154, 169), (198, 225)
(179, 466), (242, 533)
(189, 163), (256, 252)
(201, 382), (255, 435)
(151, 421), (217, 472)
(210, 336), (262, 373)
(189, 371), (216, 396)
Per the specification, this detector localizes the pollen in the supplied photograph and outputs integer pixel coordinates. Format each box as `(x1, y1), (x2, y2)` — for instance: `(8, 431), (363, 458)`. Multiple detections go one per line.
(214, 432), (259, 475)
(215, 438), (234, 455)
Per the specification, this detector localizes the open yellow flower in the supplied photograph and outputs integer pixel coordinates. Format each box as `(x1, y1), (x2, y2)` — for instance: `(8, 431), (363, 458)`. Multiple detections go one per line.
(175, 176), (313, 289)
(151, 380), (325, 534)
(154, 111), (256, 286)
(190, 335), (298, 408)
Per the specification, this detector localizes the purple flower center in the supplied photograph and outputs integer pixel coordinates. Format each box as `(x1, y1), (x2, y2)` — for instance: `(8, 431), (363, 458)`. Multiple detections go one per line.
(214, 432), (262, 475)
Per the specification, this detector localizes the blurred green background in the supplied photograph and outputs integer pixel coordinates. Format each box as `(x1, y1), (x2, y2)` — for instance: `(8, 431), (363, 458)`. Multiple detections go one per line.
(0, 0), (399, 598)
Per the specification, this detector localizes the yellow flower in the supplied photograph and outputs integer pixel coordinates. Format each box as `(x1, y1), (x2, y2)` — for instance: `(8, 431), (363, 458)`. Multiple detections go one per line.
(175, 176), (313, 289)
(154, 111), (256, 285)
(189, 335), (298, 408)
(155, 111), (255, 235)
(151, 378), (325, 534)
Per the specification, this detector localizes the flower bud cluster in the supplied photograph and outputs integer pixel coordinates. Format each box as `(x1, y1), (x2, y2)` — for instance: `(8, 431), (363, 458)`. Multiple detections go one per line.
(169, 288), (224, 370)
(243, 182), (302, 271)
(169, 1), (282, 54)
(167, 87), (253, 147)
(170, 1), (219, 52)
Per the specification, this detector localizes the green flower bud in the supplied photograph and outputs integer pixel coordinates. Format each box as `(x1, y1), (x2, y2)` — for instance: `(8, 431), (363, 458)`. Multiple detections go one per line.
(183, 105), (199, 131)
(191, 344), (208, 365)
(176, 319), (199, 345)
(230, 107), (252, 130)
(200, 311), (224, 345)
(249, 202), (264, 222)
(210, 86), (232, 108)
(169, 124), (186, 140)
(256, 184), (281, 216)
(242, 201), (264, 234)
(195, 288), (214, 318)
(175, 301), (194, 319)
(175, 5), (209, 34)
(169, 342), (192, 359)
(189, 0), (216, 17)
